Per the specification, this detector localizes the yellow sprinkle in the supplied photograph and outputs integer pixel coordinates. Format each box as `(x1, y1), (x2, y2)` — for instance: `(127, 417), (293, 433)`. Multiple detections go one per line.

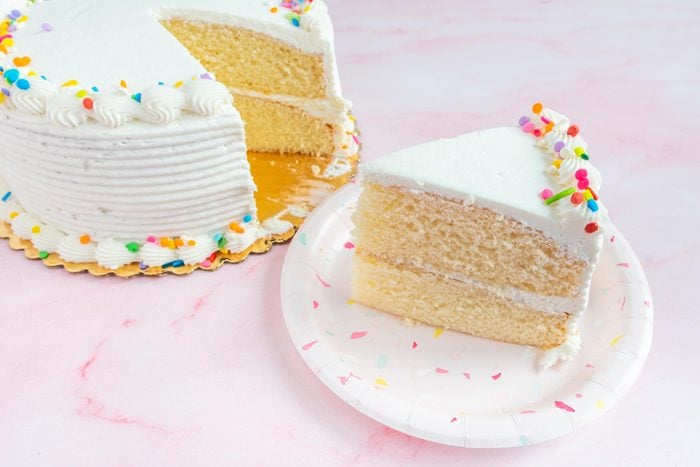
(75, 89), (87, 98)
(375, 378), (388, 387)
(1, 37), (14, 47)
(168, 239), (176, 249)
(62, 79), (78, 88)
(304, 5), (311, 12)
(341, 145), (348, 150)
(583, 190), (593, 201)
(31, 225), (41, 234)
(433, 328), (444, 338)
(0, 93), (5, 104)
(174, 80), (184, 88)
(27, 71), (37, 77)
(187, 239), (196, 247)
(120, 79), (127, 88)
(610, 334), (624, 347)
(349, 115), (356, 122)
(9, 211), (19, 219)
(595, 400), (606, 410)
(574, 146), (586, 156)
(346, 298), (356, 305)
(17, 15), (28, 23)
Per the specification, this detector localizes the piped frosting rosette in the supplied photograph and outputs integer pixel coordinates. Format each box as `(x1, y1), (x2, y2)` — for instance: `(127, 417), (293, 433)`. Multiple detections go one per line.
(518, 103), (605, 235)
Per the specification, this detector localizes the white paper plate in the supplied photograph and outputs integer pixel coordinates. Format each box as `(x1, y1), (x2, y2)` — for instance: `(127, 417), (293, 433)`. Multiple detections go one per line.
(281, 182), (653, 448)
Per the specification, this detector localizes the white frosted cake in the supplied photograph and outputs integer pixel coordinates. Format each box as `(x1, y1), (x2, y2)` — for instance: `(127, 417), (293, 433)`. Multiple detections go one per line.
(352, 104), (606, 367)
(0, 0), (358, 271)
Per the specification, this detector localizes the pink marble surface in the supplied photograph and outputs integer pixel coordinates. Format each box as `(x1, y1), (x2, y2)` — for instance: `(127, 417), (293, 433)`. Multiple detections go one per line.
(1, 0), (698, 465)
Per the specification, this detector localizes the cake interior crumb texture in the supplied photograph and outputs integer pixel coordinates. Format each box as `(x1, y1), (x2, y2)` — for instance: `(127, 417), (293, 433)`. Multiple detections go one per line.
(352, 182), (586, 349)
(161, 19), (335, 156)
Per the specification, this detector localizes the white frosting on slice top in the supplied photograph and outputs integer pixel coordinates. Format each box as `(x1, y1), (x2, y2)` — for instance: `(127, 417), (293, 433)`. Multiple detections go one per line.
(361, 124), (607, 262)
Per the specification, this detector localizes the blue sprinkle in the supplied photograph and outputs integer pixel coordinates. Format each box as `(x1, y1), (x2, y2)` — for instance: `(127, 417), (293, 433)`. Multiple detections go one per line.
(0, 66), (3, 73)
(292, 17), (300, 27)
(158, 81), (164, 85)
(139, 261), (147, 270)
(131, 92), (142, 103)
(162, 259), (185, 268)
(243, 214), (253, 223)
(587, 199), (599, 212)
(1, 191), (10, 202)
(3, 68), (20, 85)
(91, 86), (99, 92)
(213, 233), (223, 243)
(40, 75), (47, 80)
(1, 88), (10, 97)
(9, 9), (21, 19)
(15, 78), (30, 90)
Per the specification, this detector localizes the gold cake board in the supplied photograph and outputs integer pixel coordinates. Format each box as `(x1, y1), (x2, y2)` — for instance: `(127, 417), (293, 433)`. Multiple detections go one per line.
(0, 151), (358, 277)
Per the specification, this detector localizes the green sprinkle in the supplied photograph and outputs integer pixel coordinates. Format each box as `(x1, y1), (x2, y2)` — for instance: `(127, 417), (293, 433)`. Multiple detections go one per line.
(38, 251), (49, 259)
(217, 236), (228, 249)
(544, 187), (576, 205)
(580, 153), (590, 160)
(125, 242), (140, 253)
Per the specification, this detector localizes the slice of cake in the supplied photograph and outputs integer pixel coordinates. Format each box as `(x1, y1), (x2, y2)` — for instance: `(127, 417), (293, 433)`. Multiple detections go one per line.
(351, 105), (606, 367)
(0, 0), (358, 273)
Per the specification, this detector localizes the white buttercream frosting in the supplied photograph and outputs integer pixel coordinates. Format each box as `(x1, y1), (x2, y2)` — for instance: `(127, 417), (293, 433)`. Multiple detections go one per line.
(178, 235), (218, 265)
(57, 234), (96, 263)
(10, 76), (57, 115)
(140, 241), (178, 268)
(184, 79), (233, 116)
(30, 223), (64, 253)
(94, 238), (139, 270)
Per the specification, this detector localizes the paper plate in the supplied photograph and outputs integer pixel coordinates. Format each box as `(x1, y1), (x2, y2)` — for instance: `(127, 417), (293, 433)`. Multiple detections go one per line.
(280, 182), (653, 448)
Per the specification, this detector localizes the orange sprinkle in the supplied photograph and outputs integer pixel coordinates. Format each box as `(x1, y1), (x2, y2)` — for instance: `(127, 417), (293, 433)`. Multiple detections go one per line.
(552, 159), (562, 169)
(9, 211), (19, 219)
(80, 234), (91, 244)
(120, 79), (127, 88)
(187, 239), (196, 247)
(0, 44), (7, 54)
(31, 225), (41, 234)
(160, 237), (170, 247)
(174, 238), (184, 248)
(12, 56), (31, 67)
(229, 222), (245, 233)
(270, 6), (278, 13)
(532, 102), (543, 114)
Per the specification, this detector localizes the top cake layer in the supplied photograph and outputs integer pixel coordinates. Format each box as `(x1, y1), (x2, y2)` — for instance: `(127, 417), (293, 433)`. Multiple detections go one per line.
(2, 0), (336, 88)
(361, 109), (607, 260)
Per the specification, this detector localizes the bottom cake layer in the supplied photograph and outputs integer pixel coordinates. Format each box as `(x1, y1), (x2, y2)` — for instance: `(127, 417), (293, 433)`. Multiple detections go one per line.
(352, 253), (571, 349)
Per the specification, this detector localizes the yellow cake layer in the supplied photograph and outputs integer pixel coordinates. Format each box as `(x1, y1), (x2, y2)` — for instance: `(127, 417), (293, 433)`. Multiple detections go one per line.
(352, 253), (570, 349)
(352, 182), (587, 298)
(233, 94), (335, 156)
(161, 19), (326, 99)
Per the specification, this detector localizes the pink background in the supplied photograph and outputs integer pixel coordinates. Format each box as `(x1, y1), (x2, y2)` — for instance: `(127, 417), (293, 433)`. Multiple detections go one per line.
(1, 1), (698, 465)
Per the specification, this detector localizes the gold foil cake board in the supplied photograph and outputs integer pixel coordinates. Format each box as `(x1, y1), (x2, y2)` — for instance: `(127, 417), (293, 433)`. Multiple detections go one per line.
(0, 151), (358, 277)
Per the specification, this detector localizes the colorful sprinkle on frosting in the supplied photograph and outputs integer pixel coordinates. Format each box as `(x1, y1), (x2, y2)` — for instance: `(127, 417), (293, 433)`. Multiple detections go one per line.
(520, 103), (604, 235)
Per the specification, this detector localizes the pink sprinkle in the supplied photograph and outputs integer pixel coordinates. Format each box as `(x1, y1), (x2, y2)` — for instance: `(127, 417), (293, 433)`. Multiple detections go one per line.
(610, 235), (615, 242)
(522, 122), (535, 133)
(533, 128), (542, 137)
(350, 331), (367, 340)
(541, 188), (554, 200)
(315, 273), (331, 288)
(41, 22), (53, 32)
(302, 340), (318, 351)
(343, 241), (355, 249)
(520, 410), (536, 414)
(577, 178), (590, 190)
(575, 393), (583, 399)
(554, 400), (576, 412)
(575, 168), (588, 180)
(450, 417), (458, 423)
(617, 262), (630, 268)
(352, 134), (360, 145)
(200, 260), (212, 268)
(586, 363), (595, 368)
(644, 300), (650, 308)
(146, 236), (156, 243)
(412, 341), (418, 349)
(435, 367), (448, 374)
(312, 300), (319, 309)
(463, 372), (471, 380)
(491, 372), (502, 381)
(619, 296), (626, 311)
(540, 116), (552, 124)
